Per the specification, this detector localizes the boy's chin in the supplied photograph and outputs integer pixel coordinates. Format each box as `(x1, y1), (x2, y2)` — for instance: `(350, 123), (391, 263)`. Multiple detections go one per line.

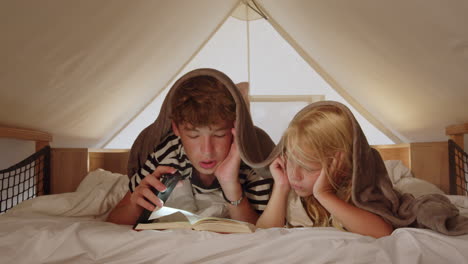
(194, 166), (216, 176)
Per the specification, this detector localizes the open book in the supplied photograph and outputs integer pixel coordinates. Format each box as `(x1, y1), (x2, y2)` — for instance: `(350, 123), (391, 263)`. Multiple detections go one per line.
(134, 206), (256, 234)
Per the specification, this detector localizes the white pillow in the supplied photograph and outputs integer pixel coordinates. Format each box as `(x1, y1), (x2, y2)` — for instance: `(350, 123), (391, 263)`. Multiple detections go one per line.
(394, 177), (445, 197)
(384, 160), (413, 184)
(384, 160), (445, 197)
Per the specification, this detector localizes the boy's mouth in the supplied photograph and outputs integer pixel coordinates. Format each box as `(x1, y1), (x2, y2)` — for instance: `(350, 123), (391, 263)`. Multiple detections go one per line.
(199, 160), (216, 169)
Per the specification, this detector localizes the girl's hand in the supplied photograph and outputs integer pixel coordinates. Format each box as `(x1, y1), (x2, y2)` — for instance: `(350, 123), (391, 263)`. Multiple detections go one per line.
(313, 153), (343, 198)
(130, 166), (177, 211)
(269, 156), (290, 192)
(214, 126), (241, 185)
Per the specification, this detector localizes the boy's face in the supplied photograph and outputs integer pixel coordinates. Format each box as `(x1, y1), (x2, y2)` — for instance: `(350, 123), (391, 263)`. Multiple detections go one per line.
(172, 120), (234, 178)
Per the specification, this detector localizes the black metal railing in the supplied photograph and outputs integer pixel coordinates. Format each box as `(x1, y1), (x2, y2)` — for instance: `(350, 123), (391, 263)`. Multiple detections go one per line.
(448, 140), (468, 196)
(0, 146), (50, 213)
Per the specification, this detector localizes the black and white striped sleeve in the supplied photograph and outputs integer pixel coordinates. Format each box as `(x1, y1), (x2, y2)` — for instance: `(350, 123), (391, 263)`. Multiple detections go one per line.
(241, 167), (273, 214)
(128, 133), (180, 192)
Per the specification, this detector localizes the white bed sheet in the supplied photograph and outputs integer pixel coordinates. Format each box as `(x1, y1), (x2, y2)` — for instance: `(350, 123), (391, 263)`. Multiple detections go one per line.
(1, 169), (468, 264)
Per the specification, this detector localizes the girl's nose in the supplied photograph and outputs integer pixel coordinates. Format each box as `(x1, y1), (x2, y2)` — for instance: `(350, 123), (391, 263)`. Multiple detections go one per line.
(289, 167), (304, 181)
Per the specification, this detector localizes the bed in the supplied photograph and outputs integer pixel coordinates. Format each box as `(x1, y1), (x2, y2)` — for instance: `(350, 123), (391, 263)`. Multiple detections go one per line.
(1, 125), (468, 263)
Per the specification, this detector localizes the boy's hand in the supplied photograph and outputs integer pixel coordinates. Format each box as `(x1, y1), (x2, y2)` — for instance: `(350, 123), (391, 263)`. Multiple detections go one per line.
(130, 166), (177, 211)
(214, 127), (241, 185)
(270, 155), (290, 192)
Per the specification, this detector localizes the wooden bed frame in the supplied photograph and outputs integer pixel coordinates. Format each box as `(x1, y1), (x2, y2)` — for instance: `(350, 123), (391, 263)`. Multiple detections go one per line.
(1, 124), (467, 195)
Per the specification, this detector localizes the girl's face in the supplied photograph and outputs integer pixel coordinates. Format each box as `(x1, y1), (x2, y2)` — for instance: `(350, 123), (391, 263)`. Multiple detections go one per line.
(285, 154), (322, 197)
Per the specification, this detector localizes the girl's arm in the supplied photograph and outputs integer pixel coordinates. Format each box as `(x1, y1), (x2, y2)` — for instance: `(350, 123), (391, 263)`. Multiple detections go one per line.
(256, 157), (290, 228)
(315, 192), (393, 238)
(314, 155), (393, 238)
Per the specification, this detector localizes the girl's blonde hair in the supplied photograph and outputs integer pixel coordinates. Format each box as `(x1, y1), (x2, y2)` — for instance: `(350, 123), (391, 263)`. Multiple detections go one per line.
(282, 104), (354, 229)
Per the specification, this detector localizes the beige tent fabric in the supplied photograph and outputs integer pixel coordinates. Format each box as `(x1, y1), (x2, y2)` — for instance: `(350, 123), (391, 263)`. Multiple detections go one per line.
(128, 68), (275, 178)
(1, 0), (467, 149)
(0, 0), (238, 147)
(258, 0), (468, 143)
(257, 101), (468, 235)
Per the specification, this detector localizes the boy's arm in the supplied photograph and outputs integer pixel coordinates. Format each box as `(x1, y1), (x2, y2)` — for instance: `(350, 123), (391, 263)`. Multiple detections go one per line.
(215, 128), (263, 224)
(106, 165), (176, 225)
(106, 191), (143, 225)
(220, 182), (260, 224)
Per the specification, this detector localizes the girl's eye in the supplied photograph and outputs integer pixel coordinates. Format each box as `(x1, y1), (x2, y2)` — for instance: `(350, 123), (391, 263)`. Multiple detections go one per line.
(187, 134), (199, 139)
(214, 134), (226, 138)
(305, 167), (321, 173)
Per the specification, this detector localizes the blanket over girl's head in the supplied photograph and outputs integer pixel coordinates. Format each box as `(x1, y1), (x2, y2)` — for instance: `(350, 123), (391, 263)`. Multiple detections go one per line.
(128, 69), (468, 236)
(127, 68), (275, 179)
(258, 101), (468, 236)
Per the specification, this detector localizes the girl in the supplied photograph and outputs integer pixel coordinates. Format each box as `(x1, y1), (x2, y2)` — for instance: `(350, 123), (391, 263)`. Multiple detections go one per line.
(256, 102), (393, 238)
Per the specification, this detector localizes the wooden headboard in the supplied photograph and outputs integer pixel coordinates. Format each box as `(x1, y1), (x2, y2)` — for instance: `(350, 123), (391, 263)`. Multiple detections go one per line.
(51, 142), (446, 194)
(4, 124), (466, 195)
(0, 126), (52, 150)
(446, 123), (467, 150)
(373, 142), (449, 193)
(50, 148), (129, 194)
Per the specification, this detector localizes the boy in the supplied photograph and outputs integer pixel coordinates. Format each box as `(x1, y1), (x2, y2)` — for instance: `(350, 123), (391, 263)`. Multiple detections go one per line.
(106, 69), (274, 225)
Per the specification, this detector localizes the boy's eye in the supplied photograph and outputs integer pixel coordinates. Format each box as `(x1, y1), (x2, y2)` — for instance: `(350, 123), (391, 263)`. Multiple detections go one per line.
(187, 134), (199, 139)
(214, 134), (226, 138)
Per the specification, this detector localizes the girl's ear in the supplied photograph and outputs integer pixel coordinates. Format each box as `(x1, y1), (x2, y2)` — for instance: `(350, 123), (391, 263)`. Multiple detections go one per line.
(172, 121), (180, 137)
(333, 152), (349, 182)
(334, 151), (345, 169)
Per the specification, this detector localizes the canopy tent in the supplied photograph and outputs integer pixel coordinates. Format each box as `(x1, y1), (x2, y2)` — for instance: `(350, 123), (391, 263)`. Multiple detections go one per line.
(1, 0), (467, 152)
(104, 3), (394, 148)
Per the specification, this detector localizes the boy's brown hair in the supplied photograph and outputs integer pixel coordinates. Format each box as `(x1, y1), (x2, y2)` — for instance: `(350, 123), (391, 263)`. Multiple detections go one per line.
(170, 75), (236, 126)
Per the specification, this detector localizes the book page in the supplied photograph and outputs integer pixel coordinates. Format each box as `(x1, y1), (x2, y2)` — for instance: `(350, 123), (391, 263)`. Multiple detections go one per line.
(192, 218), (256, 233)
(148, 206), (202, 224)
(138, 206), (255, 233)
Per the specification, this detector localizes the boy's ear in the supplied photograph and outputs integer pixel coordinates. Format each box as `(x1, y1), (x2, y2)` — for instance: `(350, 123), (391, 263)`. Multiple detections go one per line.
(172, 121), (180, 137)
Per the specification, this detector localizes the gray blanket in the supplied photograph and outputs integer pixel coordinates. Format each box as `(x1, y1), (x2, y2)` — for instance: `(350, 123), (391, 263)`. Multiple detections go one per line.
(127, 68), (275, 180)
(257, 101), (468, 235)
(128, 69), (468, 235)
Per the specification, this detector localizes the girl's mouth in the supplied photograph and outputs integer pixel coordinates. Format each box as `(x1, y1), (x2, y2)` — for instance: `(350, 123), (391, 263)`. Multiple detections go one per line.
(290, 184), (302, 190)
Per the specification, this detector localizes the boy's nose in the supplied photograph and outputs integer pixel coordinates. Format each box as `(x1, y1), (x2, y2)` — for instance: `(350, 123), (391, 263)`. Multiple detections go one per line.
(201, 137), (214, 154)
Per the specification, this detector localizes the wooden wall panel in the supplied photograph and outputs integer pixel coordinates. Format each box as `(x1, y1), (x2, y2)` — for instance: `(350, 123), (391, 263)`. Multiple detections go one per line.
(373, 144), (410, 169)
(50, 148), (130, 194)
(374, 142), (449, 193)
(89, 149), (129, 176)
(410, 142), (449, 193)
(50, 148), (88, 194)
(49, 143), (451, 195)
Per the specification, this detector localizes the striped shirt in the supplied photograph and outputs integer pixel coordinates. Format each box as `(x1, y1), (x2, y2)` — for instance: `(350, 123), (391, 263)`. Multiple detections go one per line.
(129, 131), (273, 213)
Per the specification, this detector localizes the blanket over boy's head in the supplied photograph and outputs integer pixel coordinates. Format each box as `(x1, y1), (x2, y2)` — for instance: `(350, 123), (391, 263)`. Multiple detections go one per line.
(127, 68), (275, 180)
(128, 69), (468, 236)
(259, 101), (468, 236)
